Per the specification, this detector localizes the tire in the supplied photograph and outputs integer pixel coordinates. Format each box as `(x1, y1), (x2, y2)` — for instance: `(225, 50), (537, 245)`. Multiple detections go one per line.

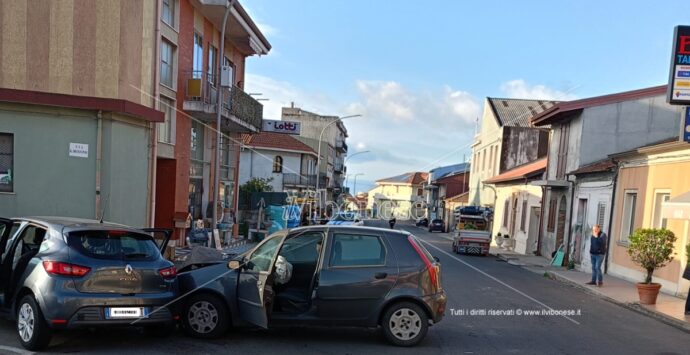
(16, 295), (52, 351)
(381, 301), (428, 347)
(182, 293), (230, 339)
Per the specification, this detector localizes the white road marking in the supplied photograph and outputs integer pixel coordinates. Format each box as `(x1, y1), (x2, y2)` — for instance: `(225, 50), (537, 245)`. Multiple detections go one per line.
(403, 229), (580, 325)
(0, 345), (34, 355)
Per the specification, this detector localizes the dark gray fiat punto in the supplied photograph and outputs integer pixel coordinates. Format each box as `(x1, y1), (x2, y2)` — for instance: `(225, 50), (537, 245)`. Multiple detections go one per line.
(177, 225), (446, 346)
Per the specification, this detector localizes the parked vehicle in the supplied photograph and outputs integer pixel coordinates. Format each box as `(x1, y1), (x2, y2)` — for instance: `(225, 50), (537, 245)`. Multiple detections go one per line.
(0, 217), (177, 351)
(415, 218), (429, 227)
(428, 219), (445, 233)
(326, 212), (364, 226)
(176, 225), (446, 346)
(451, 214), (491, 256)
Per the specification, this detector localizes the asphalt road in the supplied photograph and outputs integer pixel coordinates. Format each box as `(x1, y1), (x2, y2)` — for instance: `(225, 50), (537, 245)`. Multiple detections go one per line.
(0, 220), (688, 354)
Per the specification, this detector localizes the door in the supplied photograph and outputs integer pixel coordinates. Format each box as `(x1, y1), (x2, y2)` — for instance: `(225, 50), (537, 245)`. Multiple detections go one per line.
(0, 218), (14, 304)
(555, 196), (567, 250)
(2, 224), (47, 303)
(316, 231), (397, 321)
(66, 229), (173, 295)
(237, 233), (286, 328)
(527, 207), (540, 254)
(573, 199), (587, 264)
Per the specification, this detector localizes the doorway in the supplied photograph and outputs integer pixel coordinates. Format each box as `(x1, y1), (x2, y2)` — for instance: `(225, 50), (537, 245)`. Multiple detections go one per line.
(527, 207), (541, 254)
(555, 195), (567, 251)
(573, 198), (588, 264)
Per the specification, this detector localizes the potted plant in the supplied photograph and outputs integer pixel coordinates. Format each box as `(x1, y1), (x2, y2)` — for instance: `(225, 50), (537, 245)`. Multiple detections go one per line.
(626, 228), (677, 305)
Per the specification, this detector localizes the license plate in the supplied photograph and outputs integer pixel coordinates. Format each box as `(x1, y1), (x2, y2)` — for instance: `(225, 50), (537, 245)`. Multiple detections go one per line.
(105, 307), (148, 319)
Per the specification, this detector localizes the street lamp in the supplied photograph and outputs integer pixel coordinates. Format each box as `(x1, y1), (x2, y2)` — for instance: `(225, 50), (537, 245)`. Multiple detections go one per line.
(343, 150), (371, 191)
(212, 0), (237, 236)
(314, 114), (362, 205)
(352, 173), (365, 197)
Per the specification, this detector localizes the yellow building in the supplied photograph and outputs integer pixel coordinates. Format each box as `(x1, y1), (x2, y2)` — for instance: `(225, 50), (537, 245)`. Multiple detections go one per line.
(368, 172), (428, 219)
(609, 140), (690, 297)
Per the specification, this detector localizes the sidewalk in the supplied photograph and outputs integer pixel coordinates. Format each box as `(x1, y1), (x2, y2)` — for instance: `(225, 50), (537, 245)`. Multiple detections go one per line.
(490, 247), (690, 333)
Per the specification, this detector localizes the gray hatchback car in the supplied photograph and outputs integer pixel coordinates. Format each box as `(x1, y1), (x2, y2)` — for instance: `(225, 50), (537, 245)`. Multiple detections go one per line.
(177, 225), (446, 346)
(0, 217), (178, 351)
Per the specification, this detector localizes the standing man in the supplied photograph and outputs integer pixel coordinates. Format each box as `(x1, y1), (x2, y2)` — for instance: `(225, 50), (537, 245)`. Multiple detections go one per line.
(586, 224), (607, 287)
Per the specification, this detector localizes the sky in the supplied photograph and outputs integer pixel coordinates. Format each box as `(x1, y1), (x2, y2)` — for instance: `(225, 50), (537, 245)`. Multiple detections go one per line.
(242, 0), (687, 193)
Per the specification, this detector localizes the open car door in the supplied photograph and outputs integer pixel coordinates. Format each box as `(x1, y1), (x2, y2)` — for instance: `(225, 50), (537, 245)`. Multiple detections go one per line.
(0, 218), (15, 308)
(236, 233), (287, 328)
(142, 228), (173, 254)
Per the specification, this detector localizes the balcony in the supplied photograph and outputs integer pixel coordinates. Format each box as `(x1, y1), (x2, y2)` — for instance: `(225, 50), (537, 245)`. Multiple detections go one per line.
(336, 138), (348, 153)
(183, 71), (263, 132)
(283, 173), (317, 188)
(334, 162), (345, 174)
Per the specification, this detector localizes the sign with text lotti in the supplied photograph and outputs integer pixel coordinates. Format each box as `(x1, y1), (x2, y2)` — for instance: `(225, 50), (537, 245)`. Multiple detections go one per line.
(262, 119), (301, 135)
(667, 25), (690, 105)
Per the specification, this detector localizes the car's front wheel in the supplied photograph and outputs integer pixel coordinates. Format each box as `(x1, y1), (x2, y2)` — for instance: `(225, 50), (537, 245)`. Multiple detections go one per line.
(16, 295), (52, 351)
(381, 301), (428, 346)
(182, 294), (229, 339)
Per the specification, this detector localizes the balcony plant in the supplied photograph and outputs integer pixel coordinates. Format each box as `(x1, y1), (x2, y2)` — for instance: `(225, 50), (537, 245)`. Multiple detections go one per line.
(626, 228), (677, 304)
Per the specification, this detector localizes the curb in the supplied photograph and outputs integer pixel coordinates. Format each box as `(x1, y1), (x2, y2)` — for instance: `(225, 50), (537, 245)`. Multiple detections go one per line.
(546, 270), (690, 334)
(493, 252), (549, 268)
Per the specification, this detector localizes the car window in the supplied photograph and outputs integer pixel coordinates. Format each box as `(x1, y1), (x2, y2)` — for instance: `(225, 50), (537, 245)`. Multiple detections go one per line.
(330, 233), (386, 267)
(1, 222), (22, 262)
(247, 235), (283, 272)
(67, 230), (161, 261)
(279, 232), (323, 264)
(12, 225), (47, 268)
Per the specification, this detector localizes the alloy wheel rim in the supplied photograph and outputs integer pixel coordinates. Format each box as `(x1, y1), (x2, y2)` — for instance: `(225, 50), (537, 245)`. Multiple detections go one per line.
(17, 303), (35, 342)
(188, 301), (219, 334)
(389, 308), (422, 341)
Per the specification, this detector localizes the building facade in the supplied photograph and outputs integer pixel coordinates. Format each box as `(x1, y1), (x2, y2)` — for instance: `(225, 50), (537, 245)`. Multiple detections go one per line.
(531, 85), (682, 260)
(0, 0), (164, 226)
(239, 132), (318, 196)
(468, 98), (555, 208)
(426, 163), (470, 230)
(367, 172), (428, 219)
(153, 0), (271, 238)
(608, 141), (690, 297)
(281, 106), (349, 205)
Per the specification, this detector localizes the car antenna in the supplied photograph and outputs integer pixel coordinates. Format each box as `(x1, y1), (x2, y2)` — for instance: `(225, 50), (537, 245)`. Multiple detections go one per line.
(99, 193), (110, 224)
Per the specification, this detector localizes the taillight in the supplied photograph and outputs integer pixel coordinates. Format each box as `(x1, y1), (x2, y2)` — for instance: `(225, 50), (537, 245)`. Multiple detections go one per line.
(43, 261), (91, 277)
(408, 235), (441, 293)
(159, 266), (177, 280)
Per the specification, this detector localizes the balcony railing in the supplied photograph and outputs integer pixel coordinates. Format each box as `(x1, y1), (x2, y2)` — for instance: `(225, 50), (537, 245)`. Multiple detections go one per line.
(334, 162), (345, 173)
(183, 71), (263, 132)
(283, 173), (317, 187)
(336, 139), (348, 153)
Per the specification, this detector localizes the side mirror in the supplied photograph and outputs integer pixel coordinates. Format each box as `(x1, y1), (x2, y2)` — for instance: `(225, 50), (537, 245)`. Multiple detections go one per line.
(228, 260), (241, 270)
(433, 256), (440, 263)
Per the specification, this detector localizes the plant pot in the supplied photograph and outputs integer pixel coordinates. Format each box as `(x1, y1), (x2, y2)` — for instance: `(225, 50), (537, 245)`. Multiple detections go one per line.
(636, 283), (662, 305)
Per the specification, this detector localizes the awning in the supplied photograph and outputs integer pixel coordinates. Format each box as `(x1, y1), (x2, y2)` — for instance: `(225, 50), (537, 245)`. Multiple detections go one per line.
(484, 158), (546, 184)
(661, 190), (690, 220)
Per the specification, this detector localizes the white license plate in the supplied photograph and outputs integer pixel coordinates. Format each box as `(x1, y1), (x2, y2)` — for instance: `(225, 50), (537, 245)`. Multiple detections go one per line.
(105, 307), (147, 319)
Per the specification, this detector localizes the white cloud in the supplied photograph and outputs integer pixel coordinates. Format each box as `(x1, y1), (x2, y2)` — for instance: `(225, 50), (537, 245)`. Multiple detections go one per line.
(500, 79), (578, 101)
(244, 73), (337, 119)
(255, 22), (278, 37)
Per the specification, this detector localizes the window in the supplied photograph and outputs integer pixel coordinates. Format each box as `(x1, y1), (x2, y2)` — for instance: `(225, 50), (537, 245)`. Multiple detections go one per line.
(520, 200), (527, 232)
(208, 45), (217, 85)
(247, 235), (283, 272)
(160, 40), (174, 87)
(219, 135), (235, 181)
(161, 0), (175, 27)
(503, 199), (510, 228)
(652, 192), (670, 229)
(417, 188), (423, 196)
(273, 156), (283, 173)
(12, 226), (47, 268)
(481, 150), (486, 172)
(223, 56), (235, 87)
(158, 96), (175, 144)
(279, 233), (323, 264)
(67, 231), (160, 261)
(547, 198), (557, 232)
(620, 191), (637, 243)
(0, 133), (13, 193)
(556, 123), (570, 179)
(330, 234), (386, 267)
(192, 33), (203, 78)
(597, 202), (607, 228)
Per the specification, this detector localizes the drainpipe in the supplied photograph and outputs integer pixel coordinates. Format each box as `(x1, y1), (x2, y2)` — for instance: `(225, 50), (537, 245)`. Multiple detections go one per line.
(149, 0), (162, 227)
(564, 176), (576, 265)
(95, 110), (103, 219)
(604, 165), (619, 274)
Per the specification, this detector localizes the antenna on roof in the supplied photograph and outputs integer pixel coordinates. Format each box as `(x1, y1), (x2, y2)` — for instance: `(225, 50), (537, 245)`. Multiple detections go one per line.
(99, 193), (110, 224)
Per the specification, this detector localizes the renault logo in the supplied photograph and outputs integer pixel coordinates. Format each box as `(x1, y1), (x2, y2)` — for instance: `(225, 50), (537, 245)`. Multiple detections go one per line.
(125, 264), (133, 275)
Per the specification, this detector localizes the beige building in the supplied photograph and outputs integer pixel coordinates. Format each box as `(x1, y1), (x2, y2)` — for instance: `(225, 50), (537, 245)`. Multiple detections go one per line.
(608, 140), (690, 297)
(368, 172), (428, 219)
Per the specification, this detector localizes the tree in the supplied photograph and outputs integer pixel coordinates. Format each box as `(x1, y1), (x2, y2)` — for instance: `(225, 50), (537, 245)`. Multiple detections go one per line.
(627, 228), (676, 284)
(240, 177), (274, 193)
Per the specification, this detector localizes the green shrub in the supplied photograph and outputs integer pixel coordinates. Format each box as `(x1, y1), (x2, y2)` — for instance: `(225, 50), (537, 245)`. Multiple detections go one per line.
(626, 228), (676, 284)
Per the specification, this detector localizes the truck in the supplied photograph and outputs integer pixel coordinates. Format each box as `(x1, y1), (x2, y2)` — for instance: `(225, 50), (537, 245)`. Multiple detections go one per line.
(451, 211), (491, 256)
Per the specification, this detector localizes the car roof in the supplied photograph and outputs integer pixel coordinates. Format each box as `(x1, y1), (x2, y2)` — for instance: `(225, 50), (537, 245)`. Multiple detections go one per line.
(12, 216), (137, 232)
(290, 225), (409, 236)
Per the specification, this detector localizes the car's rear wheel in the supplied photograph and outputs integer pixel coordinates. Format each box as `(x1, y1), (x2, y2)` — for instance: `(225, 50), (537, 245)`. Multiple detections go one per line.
(16, 295), (52, 351)
(381, 302), (428, 347)
(182, 294), (229, 339)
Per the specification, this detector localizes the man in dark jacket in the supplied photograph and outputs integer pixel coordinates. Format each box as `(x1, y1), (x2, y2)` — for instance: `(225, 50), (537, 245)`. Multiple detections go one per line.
(586, 224), (607, 287)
